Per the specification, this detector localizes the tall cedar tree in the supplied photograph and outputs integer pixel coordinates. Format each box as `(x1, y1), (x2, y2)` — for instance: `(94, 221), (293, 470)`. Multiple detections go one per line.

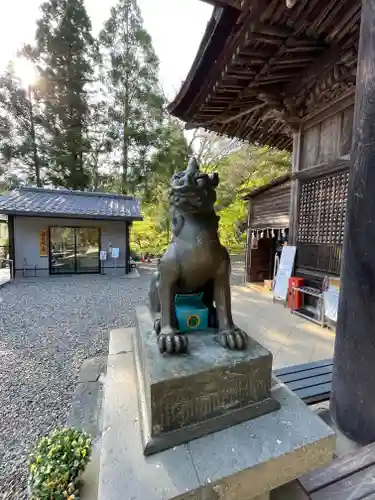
(0, 62), (42, 185)
(99, 0), (164, 194)
(147, 119), (192, 200)
(24, 0), (96, 189)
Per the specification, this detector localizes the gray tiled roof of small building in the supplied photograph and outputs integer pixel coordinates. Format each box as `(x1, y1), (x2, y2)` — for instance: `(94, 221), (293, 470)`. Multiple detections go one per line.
(0, 187), (142, 220)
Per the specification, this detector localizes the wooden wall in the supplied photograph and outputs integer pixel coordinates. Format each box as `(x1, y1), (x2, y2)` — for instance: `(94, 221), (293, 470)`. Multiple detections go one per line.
(290, 95), (354, 285)
(300, 104), (354, 170)
(251, 180), (291, 230)
(245, 178), (291, 283)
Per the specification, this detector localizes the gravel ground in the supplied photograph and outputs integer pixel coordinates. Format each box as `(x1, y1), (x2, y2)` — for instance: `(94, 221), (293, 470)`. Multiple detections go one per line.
(0, 259), (244, 499)
(0, 270), (151, 499)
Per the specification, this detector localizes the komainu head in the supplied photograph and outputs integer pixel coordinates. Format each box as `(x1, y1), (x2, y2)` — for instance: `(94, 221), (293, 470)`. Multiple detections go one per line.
(169, 157), (219, 214)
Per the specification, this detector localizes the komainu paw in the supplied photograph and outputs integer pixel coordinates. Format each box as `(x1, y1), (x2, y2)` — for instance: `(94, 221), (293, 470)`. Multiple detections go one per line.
(153, 317), (161, 335)
(217, 328), (248, 350)
(157, 333), (189, 354)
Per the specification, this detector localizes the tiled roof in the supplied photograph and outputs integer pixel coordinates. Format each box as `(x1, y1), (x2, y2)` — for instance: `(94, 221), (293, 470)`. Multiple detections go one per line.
(0, 188), (142, 221)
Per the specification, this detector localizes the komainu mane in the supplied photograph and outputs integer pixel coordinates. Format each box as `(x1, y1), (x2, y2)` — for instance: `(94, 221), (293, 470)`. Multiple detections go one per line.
(149, 157), (248, 355)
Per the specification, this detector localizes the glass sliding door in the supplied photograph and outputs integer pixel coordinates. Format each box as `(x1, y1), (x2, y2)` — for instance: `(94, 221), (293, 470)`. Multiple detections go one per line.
(50, 227), (100, 274)
(50, 227), (76, 274)
(76, 228), (100, 273)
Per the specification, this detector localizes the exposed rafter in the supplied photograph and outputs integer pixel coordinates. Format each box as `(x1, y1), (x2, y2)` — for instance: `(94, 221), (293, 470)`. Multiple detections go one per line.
(284, 44), (344, 97)
(209, 31), (324, 128)
(188, 0), (263, 114)
(284, 39), (358, 104)
(169, 0), (361, 149)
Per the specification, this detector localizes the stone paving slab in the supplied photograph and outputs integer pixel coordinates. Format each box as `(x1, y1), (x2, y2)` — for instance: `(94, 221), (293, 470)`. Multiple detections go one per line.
(231, 286), (335, 369)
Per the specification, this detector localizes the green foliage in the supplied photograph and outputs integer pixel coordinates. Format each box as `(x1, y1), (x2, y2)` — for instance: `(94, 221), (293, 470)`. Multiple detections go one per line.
(131, 119), (191, 253)
(132, 206), (168, 255)
(213, 144), (291, 253)
(203, 144), (291, 209)
(143, 120), (191, 200)
(22, 0), (97, 189)
(219, 198), (248, 253)
(28, 427), (92, 500)
(99, 0), (164, 194)
(131, 139), (291, 255)
(0, 1), (291, 257)
(0, 62), (42, 185)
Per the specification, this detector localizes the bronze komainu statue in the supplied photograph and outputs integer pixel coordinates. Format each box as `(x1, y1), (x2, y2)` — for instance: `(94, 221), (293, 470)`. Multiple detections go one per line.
(149, 157), (248, 355)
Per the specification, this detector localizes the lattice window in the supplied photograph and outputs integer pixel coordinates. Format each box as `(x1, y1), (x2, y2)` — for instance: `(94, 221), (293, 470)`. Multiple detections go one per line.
(297, 171), (349, 276)
(298, 171), (349, 245)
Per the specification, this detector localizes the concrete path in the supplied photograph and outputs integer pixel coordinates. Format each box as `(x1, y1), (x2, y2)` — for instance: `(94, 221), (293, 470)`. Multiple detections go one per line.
(231, 285), (335, 369)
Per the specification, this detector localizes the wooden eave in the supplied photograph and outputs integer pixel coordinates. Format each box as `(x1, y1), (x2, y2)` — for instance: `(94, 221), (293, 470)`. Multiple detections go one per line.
(242, 173), (291, 200)
(168, 0), (361, 150)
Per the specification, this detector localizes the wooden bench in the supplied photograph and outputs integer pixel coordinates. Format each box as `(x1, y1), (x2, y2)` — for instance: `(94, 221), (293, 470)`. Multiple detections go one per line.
(273, 442), (375, 499)
(274, 359), (333, 405)
(272, 360), (375, 499)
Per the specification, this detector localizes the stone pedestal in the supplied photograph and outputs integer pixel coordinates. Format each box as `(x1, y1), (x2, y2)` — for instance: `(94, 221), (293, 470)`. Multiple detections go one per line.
(135, 306), (280, 455)
(97, 323), (335, 500)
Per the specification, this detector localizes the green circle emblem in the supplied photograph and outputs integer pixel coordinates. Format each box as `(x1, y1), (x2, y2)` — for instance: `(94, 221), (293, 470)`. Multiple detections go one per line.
(187, 314), (200, 328)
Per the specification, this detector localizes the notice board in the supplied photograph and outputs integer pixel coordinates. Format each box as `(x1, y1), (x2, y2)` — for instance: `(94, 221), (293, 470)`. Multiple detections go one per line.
(273, 245), (297, 301)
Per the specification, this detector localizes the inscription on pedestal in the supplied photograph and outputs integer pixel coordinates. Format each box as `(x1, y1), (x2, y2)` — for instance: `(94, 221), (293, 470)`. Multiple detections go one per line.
(154, 369), (270, 433)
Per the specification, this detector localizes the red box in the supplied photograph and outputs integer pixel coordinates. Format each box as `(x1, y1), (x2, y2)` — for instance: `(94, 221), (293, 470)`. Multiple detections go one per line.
(288, 277), (304, 310)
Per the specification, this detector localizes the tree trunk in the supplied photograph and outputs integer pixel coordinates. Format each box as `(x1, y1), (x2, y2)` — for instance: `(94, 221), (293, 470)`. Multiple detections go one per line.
(28, 86), (41, 187)
(122, 0), (130, 195)
(330, 0), (375, 444)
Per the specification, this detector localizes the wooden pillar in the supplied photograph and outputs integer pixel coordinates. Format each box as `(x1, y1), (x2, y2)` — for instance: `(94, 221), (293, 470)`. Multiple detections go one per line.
(244, 199), (252, 284)
(331, 0), (375, 444)
(8, 215), (15, 278)
(125, 222), (131, 274)
(288, 128), (301, 245)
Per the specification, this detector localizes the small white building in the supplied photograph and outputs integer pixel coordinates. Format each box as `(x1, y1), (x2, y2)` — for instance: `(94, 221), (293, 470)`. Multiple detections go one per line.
(0, 187), (142, 277)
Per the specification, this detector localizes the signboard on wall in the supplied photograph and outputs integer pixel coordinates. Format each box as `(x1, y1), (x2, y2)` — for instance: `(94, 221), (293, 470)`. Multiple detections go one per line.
(273, 245), (297, 301)
(100, 251), (107, 261)
(111, 247), (120, 259)
(40, 229), (48, 257)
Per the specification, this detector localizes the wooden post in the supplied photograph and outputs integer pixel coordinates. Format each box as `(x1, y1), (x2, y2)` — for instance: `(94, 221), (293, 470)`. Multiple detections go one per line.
(125, 222), (130, 274)
(8, 215), (15, 278)
(331, 0), (375, 444)
(244, 199), (252, 284)
(288, 128), (301, 245)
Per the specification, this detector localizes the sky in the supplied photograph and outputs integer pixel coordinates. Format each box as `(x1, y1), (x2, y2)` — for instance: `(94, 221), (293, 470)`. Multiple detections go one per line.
(0, 0), (213, 100)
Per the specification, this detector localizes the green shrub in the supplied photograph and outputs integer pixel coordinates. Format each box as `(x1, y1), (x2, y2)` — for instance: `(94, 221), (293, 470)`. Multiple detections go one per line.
(28, 427), (92, 500)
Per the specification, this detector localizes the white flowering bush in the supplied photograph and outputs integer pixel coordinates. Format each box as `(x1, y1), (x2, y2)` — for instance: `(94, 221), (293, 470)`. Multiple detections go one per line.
(28, 427), (92, 500)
